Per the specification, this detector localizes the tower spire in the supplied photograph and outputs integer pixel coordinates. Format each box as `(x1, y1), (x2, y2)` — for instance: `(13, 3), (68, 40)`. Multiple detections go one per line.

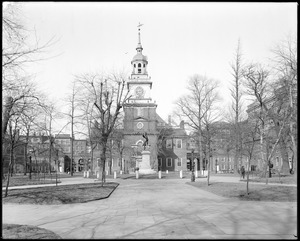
(137, 22), (144, 52)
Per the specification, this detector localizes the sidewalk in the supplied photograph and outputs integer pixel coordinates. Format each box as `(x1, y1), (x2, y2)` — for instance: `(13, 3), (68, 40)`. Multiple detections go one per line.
(3, 176), (297, 239)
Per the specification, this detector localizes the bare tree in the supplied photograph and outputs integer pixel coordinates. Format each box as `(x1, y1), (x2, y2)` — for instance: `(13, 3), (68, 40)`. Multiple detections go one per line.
(271, 35), (297, 175)
(201, 88), (221, 185)
(174, 75), (220, 175)
(19, 107), (43, 176)
(3, 3), (56, 78)
(2, 3), (56, 179)
(229, 39), (245, 174)
(240, 119), (260, 195)
(62, 81), (85, 176)
(243, 63), (291, 176)
(4, 115), (25, 197)
(75, 72), (130, 185)
(38, 102), (66, 174)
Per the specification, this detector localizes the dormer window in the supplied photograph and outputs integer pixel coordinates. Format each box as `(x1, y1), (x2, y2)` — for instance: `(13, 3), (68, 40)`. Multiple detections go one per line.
(134, 64), (136, 68)
(138, 63), (141, 68)
(143, 64), (145, 67)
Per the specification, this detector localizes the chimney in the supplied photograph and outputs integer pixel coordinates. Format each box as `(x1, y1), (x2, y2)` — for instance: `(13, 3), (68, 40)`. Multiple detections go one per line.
(180, 120), (184, 129)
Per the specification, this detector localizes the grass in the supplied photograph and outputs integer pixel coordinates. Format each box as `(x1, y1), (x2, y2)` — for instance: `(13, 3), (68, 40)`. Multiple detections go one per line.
(240, 174), (297, 185)
(187, 181), (297, 202)
(1, 172), (70, 187)
(2, 182), (119, 205)
(2, 224), (62, 239)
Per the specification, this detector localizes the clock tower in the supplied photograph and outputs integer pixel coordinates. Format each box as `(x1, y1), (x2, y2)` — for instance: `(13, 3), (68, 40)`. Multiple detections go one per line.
(123, 24), (158, 171)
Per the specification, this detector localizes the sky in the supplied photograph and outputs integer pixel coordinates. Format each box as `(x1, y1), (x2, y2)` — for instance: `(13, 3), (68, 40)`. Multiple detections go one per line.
(6, 2), (297, 134)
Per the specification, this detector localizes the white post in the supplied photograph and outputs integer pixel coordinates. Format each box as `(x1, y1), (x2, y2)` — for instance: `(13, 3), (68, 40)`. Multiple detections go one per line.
(136, 170), (139, 179)
(83, 171), (86, 178)
(96, 171), (100, 179)
(120, 170), (122, 175)
(114, 171), (117, 179)
(87, 171), (90, 178)
(180, 170), (183, 179)
(195, 170), (198, 178)
(166, 170), (168, 174)
(106, 170), (108, 175)
(158, 171), (161, 179)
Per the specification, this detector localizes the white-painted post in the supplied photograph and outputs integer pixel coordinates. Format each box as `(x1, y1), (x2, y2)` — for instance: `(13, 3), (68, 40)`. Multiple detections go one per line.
(195, 170), (198, 178)
(166, 170), (168, 174)
(136, 170), (139, 179)
(106, 170), (108, 175)
(83, 171), (86, 178)
(180, 170), (183, 179)
(158, 171), (161, 179)
(96, 171), (100, 179)
(120, 170), (122, 175)
(114, 171), (117, 179)
(87, 171), (90, 178)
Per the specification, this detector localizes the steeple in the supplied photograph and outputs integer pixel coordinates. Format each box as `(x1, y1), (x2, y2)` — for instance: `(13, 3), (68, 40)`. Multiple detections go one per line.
(136, 23), (143, 53)
(131, 22), (148, 76)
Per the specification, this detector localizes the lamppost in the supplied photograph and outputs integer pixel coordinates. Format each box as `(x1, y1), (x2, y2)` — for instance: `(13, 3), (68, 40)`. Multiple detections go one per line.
(191, 149), (195, 182)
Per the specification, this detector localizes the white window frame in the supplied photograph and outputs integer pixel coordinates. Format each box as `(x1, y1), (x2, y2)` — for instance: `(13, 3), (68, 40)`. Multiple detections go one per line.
(176, 139), (182, 149)
(166, 157), (172, 167)
(177, 158), (182, 167)
(166, 139), (172, 149)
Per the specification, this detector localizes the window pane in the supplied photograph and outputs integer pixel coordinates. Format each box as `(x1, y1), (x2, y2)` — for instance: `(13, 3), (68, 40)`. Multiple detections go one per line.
(177, 158), (182, 166)
(166, 139), (172, 148)
(167, 158), (172, 167)
(176, 139), (182, 148)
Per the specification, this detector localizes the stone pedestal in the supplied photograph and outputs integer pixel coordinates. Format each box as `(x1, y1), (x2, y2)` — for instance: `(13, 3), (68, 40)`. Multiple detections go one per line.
(138, 150), (156, 174)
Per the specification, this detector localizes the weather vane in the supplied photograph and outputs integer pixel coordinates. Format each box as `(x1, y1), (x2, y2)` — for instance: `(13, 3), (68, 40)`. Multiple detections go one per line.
(137, 22), (144, 31)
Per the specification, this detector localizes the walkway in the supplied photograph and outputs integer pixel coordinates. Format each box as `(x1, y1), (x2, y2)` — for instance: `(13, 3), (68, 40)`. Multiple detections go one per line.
(2, 176), (297, 239)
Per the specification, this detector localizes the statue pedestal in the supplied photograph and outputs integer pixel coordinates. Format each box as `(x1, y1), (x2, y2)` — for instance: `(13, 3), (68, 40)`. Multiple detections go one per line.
(138, 150), (156, 174)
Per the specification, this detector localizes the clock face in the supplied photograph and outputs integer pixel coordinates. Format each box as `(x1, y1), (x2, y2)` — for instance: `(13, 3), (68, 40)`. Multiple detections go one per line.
(135, 86), (145, 98)
(137, 122), (144, 129)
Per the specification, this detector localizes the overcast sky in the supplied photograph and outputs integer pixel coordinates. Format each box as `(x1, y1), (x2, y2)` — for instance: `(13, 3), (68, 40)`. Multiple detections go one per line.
(9, 2), (297, 133)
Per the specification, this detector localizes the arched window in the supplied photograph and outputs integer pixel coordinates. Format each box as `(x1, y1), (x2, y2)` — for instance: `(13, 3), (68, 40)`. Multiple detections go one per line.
(138, 63), (141, 68)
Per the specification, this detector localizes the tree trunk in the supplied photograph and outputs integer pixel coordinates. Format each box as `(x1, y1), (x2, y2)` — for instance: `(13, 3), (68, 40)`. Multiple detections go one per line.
(5, 147), (14, 197)
(207, 147), (211, 186)
(2, 96), (13, 143)
(246, 159), (250, 195)
(278, 138), (290, 175)
(198, 130), (203, 175)
(99, 142), (107, 186)
(49, 141), (52, 174)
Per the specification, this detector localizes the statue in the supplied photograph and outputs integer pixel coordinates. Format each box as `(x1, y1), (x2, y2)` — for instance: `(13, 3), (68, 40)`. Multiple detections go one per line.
(142, 132), (149, 150)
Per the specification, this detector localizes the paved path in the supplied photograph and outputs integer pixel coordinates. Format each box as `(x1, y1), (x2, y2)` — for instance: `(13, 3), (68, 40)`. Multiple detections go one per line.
(2, 176), (297, 239)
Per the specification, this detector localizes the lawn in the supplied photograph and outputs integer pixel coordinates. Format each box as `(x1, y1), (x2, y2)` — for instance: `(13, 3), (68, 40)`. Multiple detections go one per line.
(2, 182), (119, 205)
(2, 224), (62, 239)
(187, 181), (297, 202)
(240, 174), (297, 185)
(2, 173), (65, 187)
